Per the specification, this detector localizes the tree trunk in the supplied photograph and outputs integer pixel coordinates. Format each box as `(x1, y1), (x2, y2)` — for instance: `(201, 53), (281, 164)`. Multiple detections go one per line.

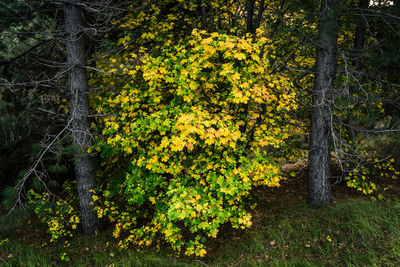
(307, 0), (340, 206)
(246, 0), (256, 34)
(64, 0), (101, 234)
(353, 0), (369, 71)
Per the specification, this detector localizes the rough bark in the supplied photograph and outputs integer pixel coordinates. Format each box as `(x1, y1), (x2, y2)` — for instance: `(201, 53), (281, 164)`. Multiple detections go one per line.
(246, 0), (256, 34)
(64, 0), (101, 234)
(353, 0), (369, 71)
(307, 0), (340, 206)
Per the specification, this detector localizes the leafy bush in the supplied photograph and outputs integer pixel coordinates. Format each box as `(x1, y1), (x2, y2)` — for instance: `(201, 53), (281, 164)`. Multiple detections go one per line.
(93, 30), (298, 256)
(27, 181), (80, 261)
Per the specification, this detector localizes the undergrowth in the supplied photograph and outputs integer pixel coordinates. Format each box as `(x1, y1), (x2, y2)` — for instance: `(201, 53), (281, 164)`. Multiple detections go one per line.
(1, 199), (400, 266)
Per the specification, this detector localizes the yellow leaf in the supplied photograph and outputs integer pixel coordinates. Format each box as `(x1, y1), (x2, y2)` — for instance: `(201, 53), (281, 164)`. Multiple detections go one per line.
(231, 72), (240, 81)
(199, 248), (207, 257)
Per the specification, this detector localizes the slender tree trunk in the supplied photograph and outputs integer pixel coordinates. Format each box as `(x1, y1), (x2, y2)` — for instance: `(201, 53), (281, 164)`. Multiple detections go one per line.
(254, 0), (265, 31)
(307, 0), (340, 206)
(353, 0), (369, 71)
(246, 0), (256, 34)
(64, 0), (101, 234)
(203, 5), (209, 29)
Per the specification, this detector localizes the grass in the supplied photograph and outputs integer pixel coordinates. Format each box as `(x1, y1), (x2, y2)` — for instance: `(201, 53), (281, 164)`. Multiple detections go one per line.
(2, 199), (400, 266)
(209, 199), (400, 266)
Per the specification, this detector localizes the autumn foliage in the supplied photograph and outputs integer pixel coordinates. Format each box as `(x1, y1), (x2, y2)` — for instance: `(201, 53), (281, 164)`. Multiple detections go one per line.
(90, 27), (298, 256)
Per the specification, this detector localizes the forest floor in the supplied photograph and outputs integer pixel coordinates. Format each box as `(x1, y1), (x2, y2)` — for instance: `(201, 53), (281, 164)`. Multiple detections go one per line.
(1, 164), (400, 266)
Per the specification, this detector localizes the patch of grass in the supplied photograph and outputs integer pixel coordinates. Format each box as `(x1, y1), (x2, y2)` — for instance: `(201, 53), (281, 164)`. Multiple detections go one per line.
(207, 199), (400, 266)
(1, 199), (400, 266)
(0, 236), (200, 267)
(0, 215), (199, 267)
